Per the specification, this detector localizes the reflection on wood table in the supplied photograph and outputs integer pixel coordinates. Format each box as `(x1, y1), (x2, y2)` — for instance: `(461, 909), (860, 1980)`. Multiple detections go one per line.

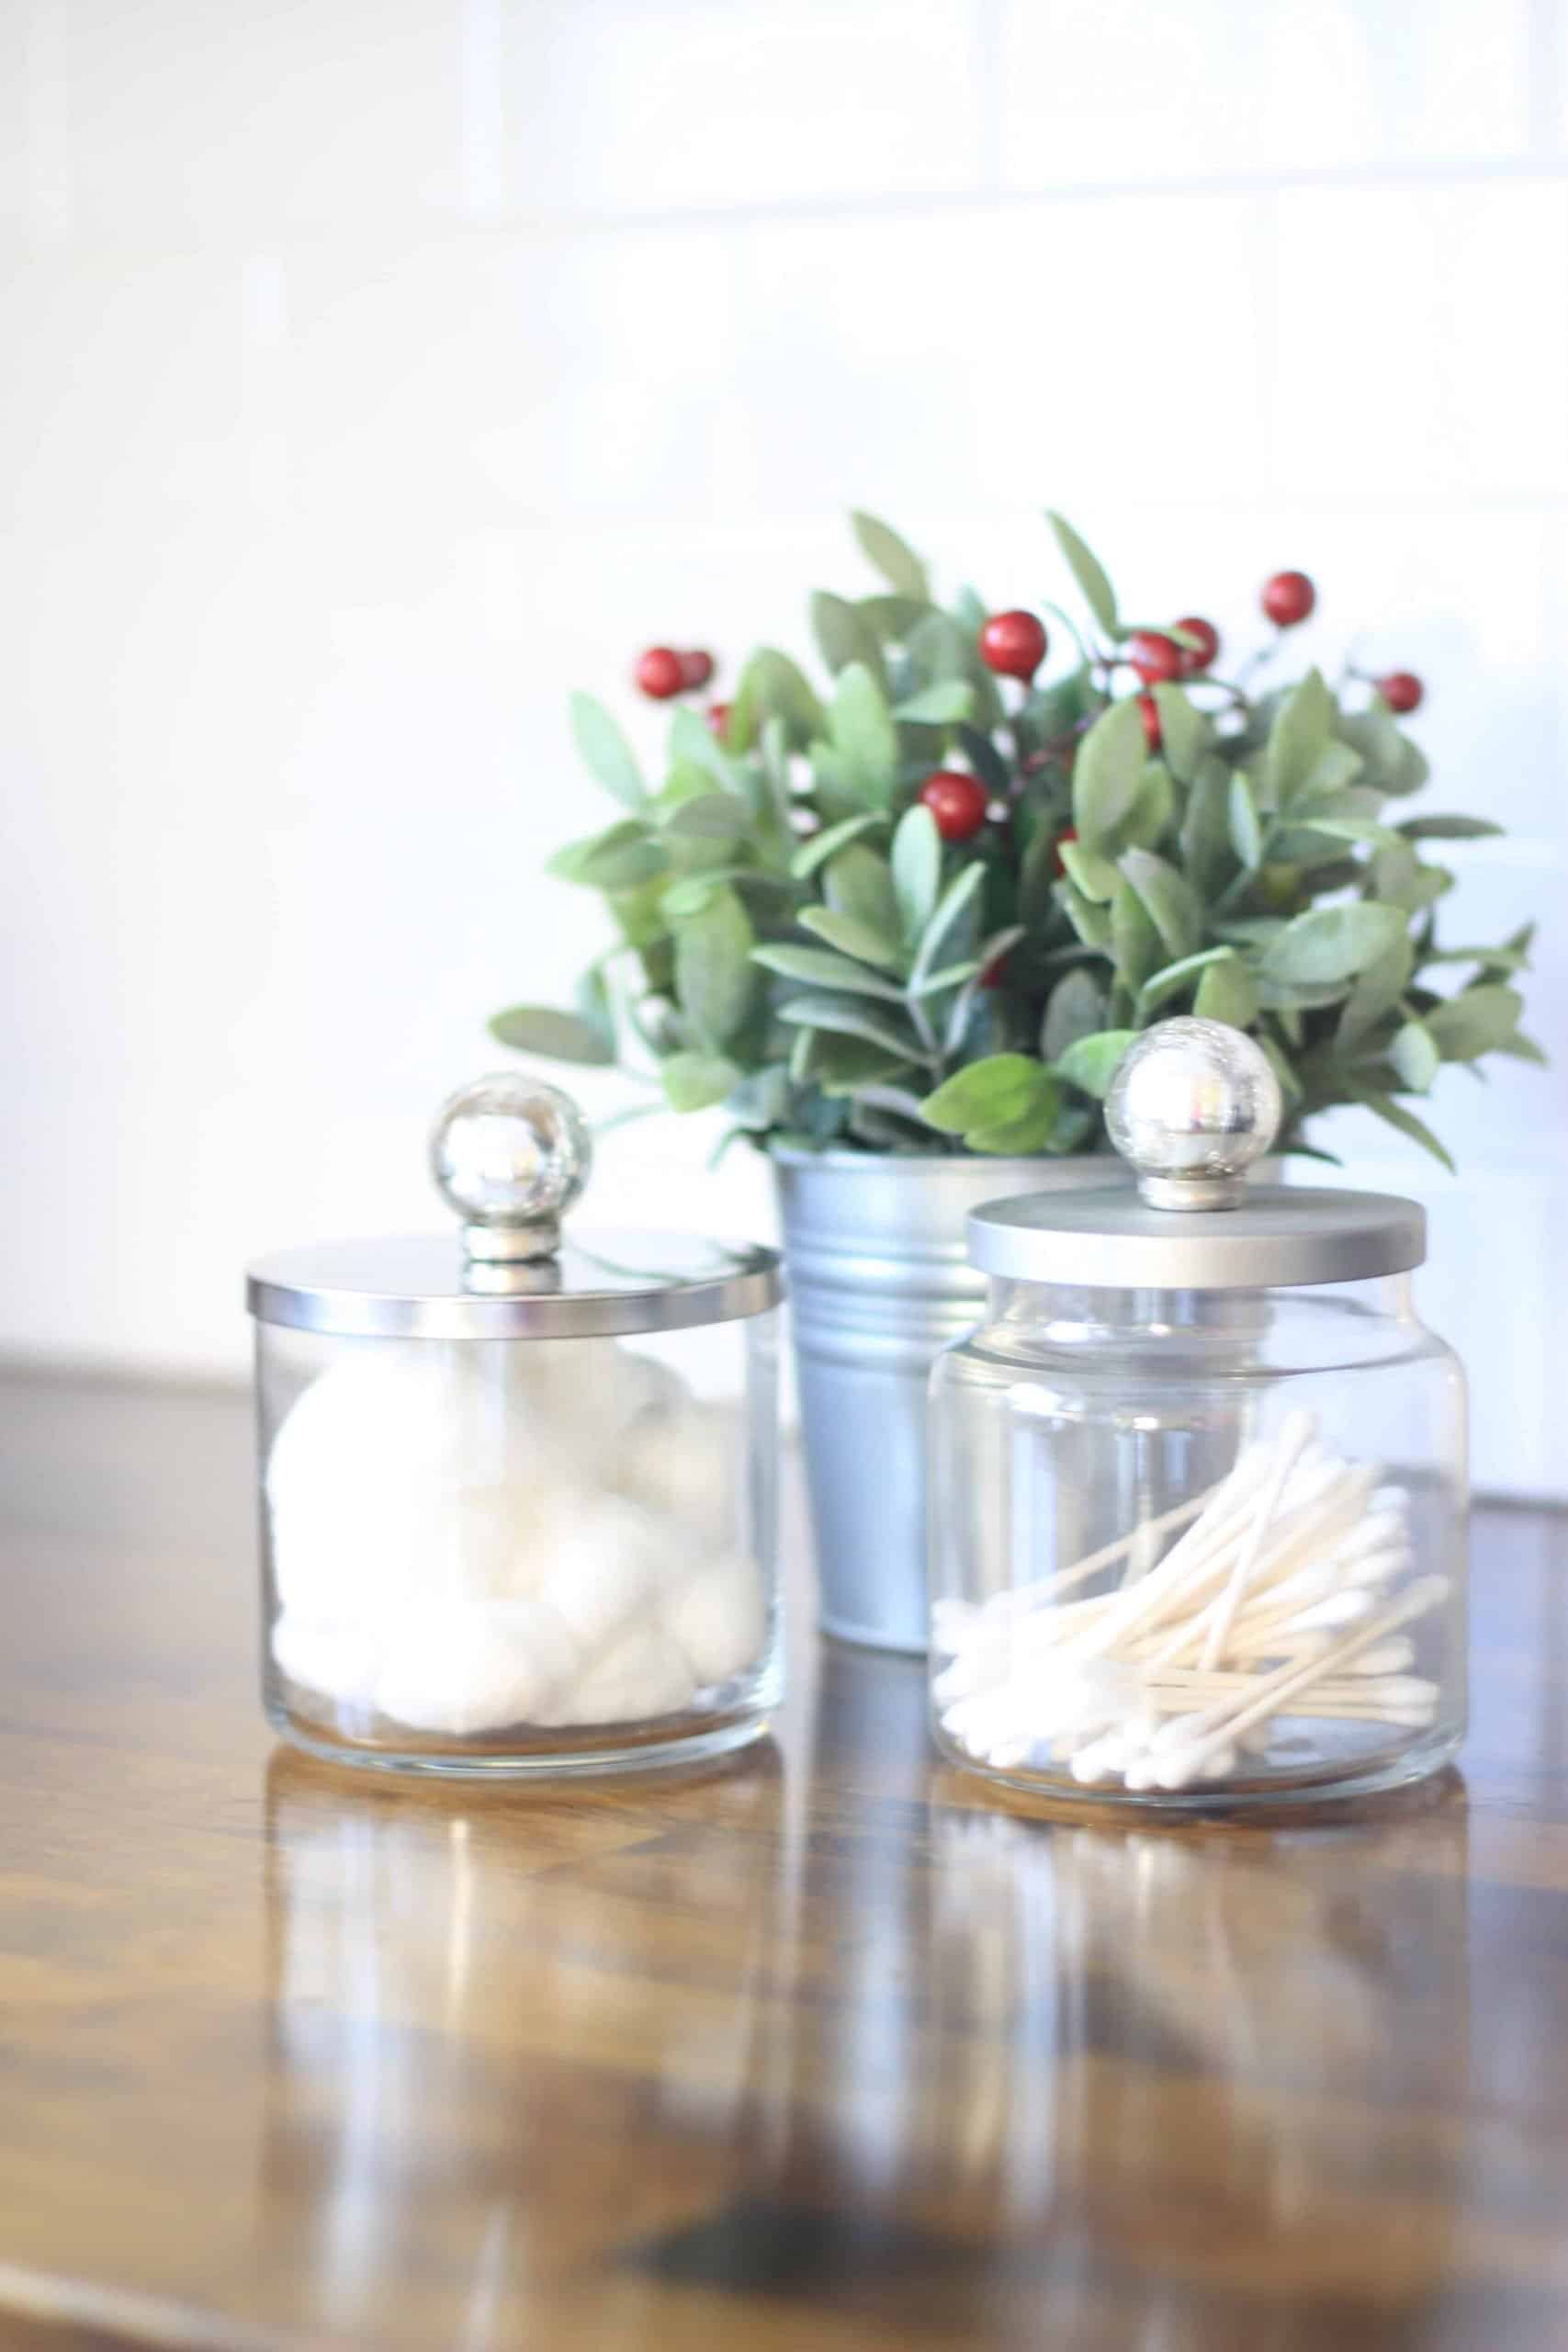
(1, 1369), (1566, 2350)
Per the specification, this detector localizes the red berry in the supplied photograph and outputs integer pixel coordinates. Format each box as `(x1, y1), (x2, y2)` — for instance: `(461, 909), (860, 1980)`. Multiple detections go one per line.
(1174, 615), (1220, 675)
(680, 649), (715, 690)
(978, 951), (1010, 990)
(919, 769), (988, 843)
(978, 609), (1048, 683)
(1377, 670), (1424, 715)
(1125, 629), (1184, 685)
(1138, 693), (1162, 751)
(1053, 824), (1078, 878)
(636, 646), (685, 699)
(1261, 570), (1315, 628)
(706, 701), (733, 739)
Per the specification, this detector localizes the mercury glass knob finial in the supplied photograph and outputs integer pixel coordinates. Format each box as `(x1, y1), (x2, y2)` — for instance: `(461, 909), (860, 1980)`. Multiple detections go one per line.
(1105, 1017), (1282, 1211)
(430, 1074), (592, 1261)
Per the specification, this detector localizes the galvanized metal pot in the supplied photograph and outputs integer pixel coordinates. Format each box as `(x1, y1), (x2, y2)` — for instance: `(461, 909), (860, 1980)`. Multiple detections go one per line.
(771, 1147), (1124, 1653)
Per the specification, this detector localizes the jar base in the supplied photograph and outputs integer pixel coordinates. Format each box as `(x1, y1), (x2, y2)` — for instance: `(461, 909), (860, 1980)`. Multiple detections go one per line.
(936, 1725), (1463, 1815)
(268, 1704), (772, 1781)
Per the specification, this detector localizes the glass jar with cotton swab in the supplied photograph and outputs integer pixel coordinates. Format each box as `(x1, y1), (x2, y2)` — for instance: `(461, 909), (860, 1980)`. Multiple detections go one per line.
(929, 1018), (1467, 1809)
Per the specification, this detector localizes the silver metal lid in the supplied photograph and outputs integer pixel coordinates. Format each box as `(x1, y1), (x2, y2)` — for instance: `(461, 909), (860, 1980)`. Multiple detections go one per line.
(968, 1183), (1425, 1289)
(246, 1075), (782, 1338)
(968, 1016), (1427, 1290)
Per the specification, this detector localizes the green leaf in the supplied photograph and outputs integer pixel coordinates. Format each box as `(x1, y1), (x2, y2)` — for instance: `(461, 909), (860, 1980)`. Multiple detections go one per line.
(1122, 761), (1176, 852)
(1258, 1032), (1303, 1105)
(1372, 842), (1452, 916)
(827, 662), (899, 808)
(1046, 511), (1119, 638)
(860, 594), (931, 642)
(1150, 684), (1207, 784)
(817, 1042), (922, 1098)
(1119, 846), (1201, 961)
(660, 791), (747, 842)
(569, 692), (646, 809)
(1180, 757), (1233, 901)
(489, 1004), (616, 1066)
(776, 993), (925, 1063)
(1395, 815), (1505, 842)
(674, 886), (757, 1048)
(1336, 933), (1415, 1052)
(790, 810), (886, 878)
(1111, 875), (1163, 993)
(1041, 967), (1105, 1061)
(752, 943), (907, 1001)
(798, 905), (903, 970)
(1059, 840), (1121, 902)
(660, 1050), (740, 1112)
(891, 803), (942, 944)
(824, 842), (899, 940)
(967, 1087), (1062, 1155)
(1344, 1084), (1456, 1174)
(1193, 955), (1259, 1029)
(1259, 901), (1407, 986)
(726, 1066), (793, 1130)
(729, 647), (824, 753)
(851, 510), (929, 600)
(906, 609), (1003, 730)
(1267, 668), (1335, 809)
(810, 591), (886, 686)
(548, 820), (667, 891)
(911, 857), (986, 983)
(1425, 983), (1524, 1062)
(668, 705), (751, 800)
(1390, 1020), (1440, 1093)
(1227, 772), (1264, 870)
(1138, 945), (1240, 1016)
(1073, 696), (1147, 854)
(1055, 1029), (1135, 1100)
(893, 679), (974, 724)
(1056, 878), (1112, 949)
(919, 1054), (1052, 1136)
(1495, 1030), (1550, 1066)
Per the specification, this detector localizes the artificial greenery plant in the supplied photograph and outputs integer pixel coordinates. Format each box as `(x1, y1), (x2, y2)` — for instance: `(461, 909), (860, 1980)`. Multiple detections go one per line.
(491, 514), (1542, 1167)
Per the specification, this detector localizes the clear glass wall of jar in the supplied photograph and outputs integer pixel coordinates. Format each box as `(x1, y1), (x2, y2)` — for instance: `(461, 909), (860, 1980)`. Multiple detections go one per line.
(930, 1271), (1467, 1808)
(255, 1311), (781, 1777)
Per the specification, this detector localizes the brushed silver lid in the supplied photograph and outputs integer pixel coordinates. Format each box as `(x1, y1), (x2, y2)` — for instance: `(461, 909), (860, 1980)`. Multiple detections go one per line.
(246, 1229), (781, 1339)
(968, 1017), (1427, 1289)
(245, 1075), (781, 1337)
(968, 1183), (1426, 1290)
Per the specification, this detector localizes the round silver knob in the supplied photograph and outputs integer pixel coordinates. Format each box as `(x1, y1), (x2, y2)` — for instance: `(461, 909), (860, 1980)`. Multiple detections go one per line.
(1105, 1017), (1281, 1211)
(429, 1074), (592, 1261)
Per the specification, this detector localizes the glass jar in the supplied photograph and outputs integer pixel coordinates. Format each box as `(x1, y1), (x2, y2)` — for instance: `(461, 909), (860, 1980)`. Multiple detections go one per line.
(247, 1077), (782, 1778)
(928, 1020), (1468, 1809)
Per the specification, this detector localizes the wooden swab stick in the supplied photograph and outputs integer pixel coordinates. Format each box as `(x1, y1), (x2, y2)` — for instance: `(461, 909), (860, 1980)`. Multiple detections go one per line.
(1201, 1410), (1316, 1669)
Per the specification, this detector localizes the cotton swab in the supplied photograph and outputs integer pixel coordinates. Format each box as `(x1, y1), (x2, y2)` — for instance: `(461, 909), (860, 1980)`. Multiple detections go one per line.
(935, 1415), (1445, 1794)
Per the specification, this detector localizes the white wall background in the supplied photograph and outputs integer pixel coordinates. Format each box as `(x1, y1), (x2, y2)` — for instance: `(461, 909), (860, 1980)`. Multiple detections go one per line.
(1, 0), (1565, 1494)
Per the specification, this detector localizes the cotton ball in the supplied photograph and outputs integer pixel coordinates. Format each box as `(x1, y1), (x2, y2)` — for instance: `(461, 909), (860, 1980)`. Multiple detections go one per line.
(266, 1344), (557, 1617)
(539, 1621), (695, 1727)
(271, 1610), (384, 1713)
(537, 1496), (687, 1655)
(375, 1599), (581, 1735)
(615, 1408), (736, 1545)
(666, 1553), (767, 1688)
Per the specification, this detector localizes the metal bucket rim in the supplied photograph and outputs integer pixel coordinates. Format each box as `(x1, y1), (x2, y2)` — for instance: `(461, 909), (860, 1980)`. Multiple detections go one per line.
(767, 1143), (1122, 1176)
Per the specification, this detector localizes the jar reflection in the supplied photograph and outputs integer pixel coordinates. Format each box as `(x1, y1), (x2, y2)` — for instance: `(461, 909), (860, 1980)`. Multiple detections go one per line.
(258, 1745), (789, 2346)
(922, 1787), (1471, 2346)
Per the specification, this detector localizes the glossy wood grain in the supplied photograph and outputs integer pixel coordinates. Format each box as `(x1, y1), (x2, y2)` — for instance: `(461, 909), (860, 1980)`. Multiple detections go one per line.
(2, 1368), (1567, 2349)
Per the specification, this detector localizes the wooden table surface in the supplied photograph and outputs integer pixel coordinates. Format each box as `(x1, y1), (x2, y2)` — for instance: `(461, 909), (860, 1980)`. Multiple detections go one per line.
(3, 1370), (1568, 2350)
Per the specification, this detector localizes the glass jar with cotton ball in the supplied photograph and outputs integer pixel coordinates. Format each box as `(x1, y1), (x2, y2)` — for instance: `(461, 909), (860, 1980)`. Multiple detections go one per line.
(929, 1018), (1468, 1809)
(247, 1075), (782, 1776)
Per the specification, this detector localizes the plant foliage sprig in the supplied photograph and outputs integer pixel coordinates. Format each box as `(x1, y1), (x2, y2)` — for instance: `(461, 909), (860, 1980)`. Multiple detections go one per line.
(492, 514), (1543, 1166)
